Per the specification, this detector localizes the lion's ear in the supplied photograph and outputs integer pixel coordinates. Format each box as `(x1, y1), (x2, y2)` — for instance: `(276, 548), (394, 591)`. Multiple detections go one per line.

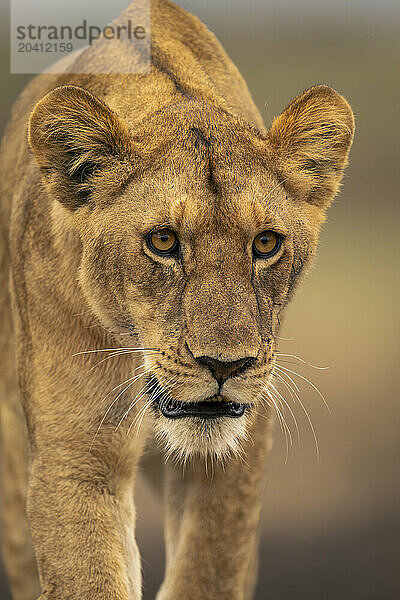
(28, 85), (134, 210)
(268, 85), (355, 208)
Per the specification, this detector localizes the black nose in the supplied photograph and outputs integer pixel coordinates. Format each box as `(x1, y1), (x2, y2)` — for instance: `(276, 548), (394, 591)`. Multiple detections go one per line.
(197, 356), (255, 386)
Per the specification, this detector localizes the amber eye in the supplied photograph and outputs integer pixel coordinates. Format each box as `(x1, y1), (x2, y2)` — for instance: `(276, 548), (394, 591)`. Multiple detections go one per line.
(146, 228), (179, 256)
(252, 231), (282, 258)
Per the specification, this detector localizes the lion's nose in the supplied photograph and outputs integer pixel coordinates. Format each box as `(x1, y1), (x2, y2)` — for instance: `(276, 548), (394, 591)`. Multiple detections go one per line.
(196, 356), (255, 386)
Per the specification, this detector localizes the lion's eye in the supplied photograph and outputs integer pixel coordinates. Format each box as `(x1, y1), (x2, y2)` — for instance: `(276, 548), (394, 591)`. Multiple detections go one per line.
(146, 228), (179, 256)
(252, 231), (282, 258)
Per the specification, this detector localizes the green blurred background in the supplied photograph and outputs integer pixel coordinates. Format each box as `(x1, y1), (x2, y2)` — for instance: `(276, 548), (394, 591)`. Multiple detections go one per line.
(1, 0), (399, 598)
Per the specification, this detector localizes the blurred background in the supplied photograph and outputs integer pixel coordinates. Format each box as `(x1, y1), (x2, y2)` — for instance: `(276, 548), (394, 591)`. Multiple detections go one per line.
(1, 0), (399, 598)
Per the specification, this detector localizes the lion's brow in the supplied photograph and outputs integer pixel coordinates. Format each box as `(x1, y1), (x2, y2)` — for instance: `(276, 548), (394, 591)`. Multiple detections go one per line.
(185, 126), (221, 196)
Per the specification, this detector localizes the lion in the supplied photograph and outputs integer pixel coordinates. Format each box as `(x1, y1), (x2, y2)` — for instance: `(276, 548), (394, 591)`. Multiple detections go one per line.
(0, 1), (354, 598)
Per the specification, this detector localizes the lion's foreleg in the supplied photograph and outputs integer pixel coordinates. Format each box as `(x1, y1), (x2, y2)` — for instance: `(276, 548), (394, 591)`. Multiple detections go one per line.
(0, 393), (41, 600)
(27, 454), (142, 600)
(21, 355), (147, 600)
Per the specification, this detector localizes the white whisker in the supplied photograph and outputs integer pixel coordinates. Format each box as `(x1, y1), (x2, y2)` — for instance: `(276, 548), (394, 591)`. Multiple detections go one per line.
(275, 364), (330, 413)
(88, 350), (154, 371)
(127, 398), (153, 437)
(276, 353), (328, 370)
(89, 369), (152, 450)
(72, 347), (159, 357)
(263, 390), (292, 462)
(98, 364), (147, 406)
(269, 381), (301, 446)
(114, 376), (156, 432)
(272, 368), (320, 462)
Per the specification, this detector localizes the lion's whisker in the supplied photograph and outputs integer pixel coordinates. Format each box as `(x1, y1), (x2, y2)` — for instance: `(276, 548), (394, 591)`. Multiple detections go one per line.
(120, 371), (184, 433)
(268, 381), (301, 446)
(262, 391), (292, 462)
(275, 363), (330, 413)
(128, 398), (153, 437)
(114, 377), (156, 432)
(272, 368), (320, 462)
(267, 396), (290, 464)
(276, 353), (328, 370)
(274, 366), (301, 393)
(98, 364), (148, 406)
(72, 347), (159, 357)
(89, 369), (152, 450)
(88, 350), (153, 371)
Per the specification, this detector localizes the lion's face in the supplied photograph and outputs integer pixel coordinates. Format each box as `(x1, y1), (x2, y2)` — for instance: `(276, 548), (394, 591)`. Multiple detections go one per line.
(78, 162), (314, 459)
(29, 85), (354, 459)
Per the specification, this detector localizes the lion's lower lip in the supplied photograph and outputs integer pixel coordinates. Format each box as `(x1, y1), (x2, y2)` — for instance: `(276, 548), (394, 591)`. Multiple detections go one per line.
(146, 374), (246, 419)
(158, 398), (246, 419)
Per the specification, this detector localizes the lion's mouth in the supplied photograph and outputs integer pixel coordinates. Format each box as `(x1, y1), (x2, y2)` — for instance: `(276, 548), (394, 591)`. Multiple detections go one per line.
(158, 397), (246, 419)
(147, 375), (246, 419)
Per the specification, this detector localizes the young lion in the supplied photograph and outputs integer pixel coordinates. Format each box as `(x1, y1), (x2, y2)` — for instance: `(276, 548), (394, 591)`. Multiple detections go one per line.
(0, 1), (354, 599)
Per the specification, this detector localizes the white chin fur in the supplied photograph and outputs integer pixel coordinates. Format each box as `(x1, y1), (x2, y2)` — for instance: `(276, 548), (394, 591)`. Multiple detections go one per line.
(152, 412), (250, 463)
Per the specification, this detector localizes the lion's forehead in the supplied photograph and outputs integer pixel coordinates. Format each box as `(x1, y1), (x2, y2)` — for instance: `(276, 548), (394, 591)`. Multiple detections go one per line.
(123, 169), (290, 240)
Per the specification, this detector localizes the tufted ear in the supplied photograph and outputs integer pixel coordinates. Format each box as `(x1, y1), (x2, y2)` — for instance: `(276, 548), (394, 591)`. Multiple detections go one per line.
(28, 85), (134, 210)
(268, 85), (355, 208)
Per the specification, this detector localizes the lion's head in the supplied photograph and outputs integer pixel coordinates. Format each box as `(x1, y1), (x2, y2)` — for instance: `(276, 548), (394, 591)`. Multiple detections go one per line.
(28, 84), (354, 459)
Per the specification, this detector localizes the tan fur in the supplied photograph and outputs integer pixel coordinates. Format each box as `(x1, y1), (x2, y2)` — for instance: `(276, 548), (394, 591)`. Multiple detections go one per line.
(0, 1), (354, 598)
